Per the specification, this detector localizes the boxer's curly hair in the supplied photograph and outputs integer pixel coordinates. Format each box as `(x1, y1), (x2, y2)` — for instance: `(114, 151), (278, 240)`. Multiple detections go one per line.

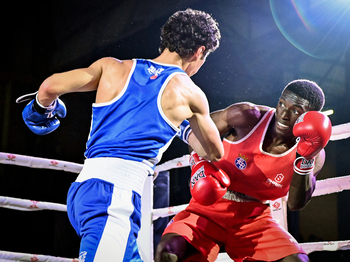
(282, 79), (325, 111)
(159, 8), (221, 58)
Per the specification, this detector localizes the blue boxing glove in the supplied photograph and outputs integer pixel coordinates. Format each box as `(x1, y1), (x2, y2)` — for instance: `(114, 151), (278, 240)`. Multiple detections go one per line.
(177, 119), (192, 144)
(16, 91), (67, 135)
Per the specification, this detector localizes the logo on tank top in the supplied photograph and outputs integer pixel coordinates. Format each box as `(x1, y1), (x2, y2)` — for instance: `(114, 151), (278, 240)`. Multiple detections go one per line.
(235, 154), (248, 170)
(266, 173), (284, 188)
(274, 173), (284, 183)
(148, 65), (165, 79)
(166, 219), (174, 228)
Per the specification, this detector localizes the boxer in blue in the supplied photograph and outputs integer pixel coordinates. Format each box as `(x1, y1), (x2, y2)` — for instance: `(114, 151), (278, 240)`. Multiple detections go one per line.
(16, 8), (223, 262)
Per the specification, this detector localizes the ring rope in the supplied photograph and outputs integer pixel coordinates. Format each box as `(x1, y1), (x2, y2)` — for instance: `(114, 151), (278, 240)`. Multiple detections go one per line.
(1, 121), (350, 262)
(0, 196), (67, 212)
(152, 204), (189, 221)
(0, 250), (78, 262)
(0, 152), (185, 175)
(1, 148), (348, 216)
(215, 240), (350, 261)
(154, 155), (190, 174)
(2, 151), (348, 215)
(330, 122), (350, 141)
(312, 175), (350, 197)
(0, 152), (83, 174)
(301, 240), (350, 253)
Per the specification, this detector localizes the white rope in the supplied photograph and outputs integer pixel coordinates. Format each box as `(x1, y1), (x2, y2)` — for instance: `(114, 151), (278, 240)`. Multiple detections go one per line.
(0, 151), (349, 219)
(0, 152), (82, 174)
(330, 123), (350, 141)
(215, 240), (350, 261)
(152, 204), (189, 221)
(150, 175), (350, 220)
(301, 240), (350, 253)
(0, 196), (67, 212)
(153, 154), (190, 180)
(1, 149), (350, 260)
(0, 251), (78, 262)
(0, 151), (187, 177)
(313, 175), (350, 197)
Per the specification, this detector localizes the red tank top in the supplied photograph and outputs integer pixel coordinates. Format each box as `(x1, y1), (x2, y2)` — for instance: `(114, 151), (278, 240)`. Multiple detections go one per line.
(214, 108), (297, 201)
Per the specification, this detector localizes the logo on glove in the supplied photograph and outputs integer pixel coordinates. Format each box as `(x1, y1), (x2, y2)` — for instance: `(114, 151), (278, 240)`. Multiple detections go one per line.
(190, 165), (206, 189)
(300, 158), (314, 169)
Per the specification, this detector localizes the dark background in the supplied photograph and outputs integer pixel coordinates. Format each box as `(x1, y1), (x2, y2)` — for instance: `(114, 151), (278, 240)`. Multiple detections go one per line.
(1, 0), (350, 261)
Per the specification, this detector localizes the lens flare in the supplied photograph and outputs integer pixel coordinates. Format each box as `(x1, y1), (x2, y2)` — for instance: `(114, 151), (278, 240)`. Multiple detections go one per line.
(270, 0), (350, 59)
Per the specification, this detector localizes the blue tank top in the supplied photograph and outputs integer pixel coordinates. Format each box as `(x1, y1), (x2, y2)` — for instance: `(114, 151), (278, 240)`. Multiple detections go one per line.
(84, 59), (187, 169)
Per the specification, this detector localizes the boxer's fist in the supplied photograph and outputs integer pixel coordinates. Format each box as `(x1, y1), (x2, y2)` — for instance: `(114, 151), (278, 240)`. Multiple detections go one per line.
(190, 158), (230, 206)
(293, 111), (332, 159)
(17, 91), (67, 135)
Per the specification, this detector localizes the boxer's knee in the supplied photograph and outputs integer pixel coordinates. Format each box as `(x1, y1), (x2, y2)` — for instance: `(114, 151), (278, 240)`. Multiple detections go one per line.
(155, 233), (187, 262)
(161, 252), (178, 262)
(155, 239), (178, 262)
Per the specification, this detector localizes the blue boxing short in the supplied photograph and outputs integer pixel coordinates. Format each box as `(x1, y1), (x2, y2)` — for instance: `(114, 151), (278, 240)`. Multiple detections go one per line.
(67, 157), (151, 262)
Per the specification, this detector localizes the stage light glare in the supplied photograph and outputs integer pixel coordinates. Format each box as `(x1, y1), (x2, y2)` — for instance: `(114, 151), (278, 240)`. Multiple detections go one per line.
(270, 0), (350, 59)
(322, 109), (334, 116)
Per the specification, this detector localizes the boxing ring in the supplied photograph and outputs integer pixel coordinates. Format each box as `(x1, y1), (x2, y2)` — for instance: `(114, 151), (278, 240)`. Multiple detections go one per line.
(1, 123), (350, 261)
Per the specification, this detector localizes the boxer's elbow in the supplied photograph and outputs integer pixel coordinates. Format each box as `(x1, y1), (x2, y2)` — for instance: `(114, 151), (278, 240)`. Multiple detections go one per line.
(208, 148), (224, 162)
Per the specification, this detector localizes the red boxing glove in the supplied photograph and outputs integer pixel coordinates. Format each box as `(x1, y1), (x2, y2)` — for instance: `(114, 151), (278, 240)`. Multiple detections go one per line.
(189, 150), (204, 168)
(189, 152), (230, 206)
(293, 111), (332, 159)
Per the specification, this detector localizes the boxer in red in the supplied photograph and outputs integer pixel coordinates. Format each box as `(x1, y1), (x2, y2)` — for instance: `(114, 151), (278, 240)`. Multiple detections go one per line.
(155, 79), (332, 262)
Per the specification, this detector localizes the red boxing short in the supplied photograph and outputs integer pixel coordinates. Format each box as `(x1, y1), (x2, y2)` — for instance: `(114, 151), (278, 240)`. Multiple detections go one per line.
(163, 197), (305, 262)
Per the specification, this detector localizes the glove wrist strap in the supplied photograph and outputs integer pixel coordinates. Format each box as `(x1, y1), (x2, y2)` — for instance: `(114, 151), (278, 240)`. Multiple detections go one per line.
(34, 94), (57, 115)
(293, 156), (315, 175)
(189, 151), (205, 169)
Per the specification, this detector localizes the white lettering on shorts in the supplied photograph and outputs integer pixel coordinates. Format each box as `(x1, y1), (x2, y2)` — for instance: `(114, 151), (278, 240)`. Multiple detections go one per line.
(79, 251), (87, 262)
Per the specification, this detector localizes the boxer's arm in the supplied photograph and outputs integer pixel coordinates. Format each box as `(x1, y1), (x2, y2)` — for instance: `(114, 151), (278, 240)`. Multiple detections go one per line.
(187, 102), (263, 157)
(37, 59), (103, 106)
(16, 59), (107, 135)
(288, 111), (331, 210)
(187, 113), (223, 162)
(211, 102), (263, 136)
(184, 86), (224, 162)
(288, 149), (325, 211)
(168, 74), (224, 162)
